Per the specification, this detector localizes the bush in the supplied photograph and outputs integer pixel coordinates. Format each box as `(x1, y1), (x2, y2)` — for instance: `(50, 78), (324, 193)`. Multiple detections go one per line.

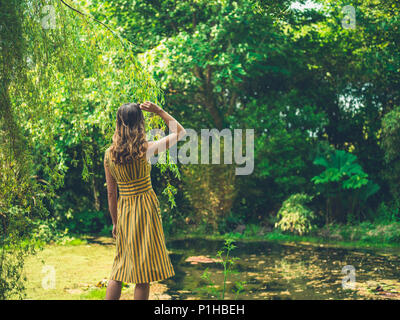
(381, 106), (400, 203)
(275, 194), (316, 235)
(312, 147), (379, 223)
(375, 201), (400, 223)
(31, 218), (69, 244)
(62, 210), (109, 235)
(243, 224), (262, 237)
(217, 211), (245, 235)
(182, 164), (236, 232)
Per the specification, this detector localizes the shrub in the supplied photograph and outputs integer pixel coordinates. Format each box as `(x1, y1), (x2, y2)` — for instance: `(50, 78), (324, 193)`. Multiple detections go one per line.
(381, 106), (400, 203)
(182, 164), (236, 232)
(275, 194), (316, 235)
(375, 201), (400, 223)
(312, 148), (379, 223)
(62, 210), (109, 235)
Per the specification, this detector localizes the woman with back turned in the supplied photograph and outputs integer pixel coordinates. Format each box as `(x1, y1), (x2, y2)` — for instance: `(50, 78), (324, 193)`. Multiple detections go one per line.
(104, 101), (186, 300)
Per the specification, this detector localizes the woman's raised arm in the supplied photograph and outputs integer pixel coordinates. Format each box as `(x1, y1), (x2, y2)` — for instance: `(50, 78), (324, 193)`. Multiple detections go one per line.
(140, 101), (186, 158)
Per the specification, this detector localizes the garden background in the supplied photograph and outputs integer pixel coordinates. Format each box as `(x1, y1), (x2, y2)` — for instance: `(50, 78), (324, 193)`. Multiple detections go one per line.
(1, 0), (400, 300)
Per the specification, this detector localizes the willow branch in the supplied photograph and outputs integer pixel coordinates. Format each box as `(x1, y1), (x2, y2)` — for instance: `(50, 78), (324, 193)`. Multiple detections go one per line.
(59, 0), (135, 49)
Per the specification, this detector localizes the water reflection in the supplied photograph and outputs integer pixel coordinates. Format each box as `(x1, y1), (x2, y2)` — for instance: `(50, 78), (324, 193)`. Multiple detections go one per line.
(162, 239), (400, 300)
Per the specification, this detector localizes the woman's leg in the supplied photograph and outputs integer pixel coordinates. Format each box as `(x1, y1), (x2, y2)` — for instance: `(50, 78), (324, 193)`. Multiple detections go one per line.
(105, 280), (122, 300)
(134, 283), (150, 300)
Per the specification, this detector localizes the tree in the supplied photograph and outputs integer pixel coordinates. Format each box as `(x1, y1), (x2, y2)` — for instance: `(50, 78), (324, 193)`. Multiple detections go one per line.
(86, 0), (400, 227)
(0, 0), (165, 298)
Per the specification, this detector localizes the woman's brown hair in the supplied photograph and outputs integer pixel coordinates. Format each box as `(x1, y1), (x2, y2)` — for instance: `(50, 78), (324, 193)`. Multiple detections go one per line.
(109, 102), (147, 164)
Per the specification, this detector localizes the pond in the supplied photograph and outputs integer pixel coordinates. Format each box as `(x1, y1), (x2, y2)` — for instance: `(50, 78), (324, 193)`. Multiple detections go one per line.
(161, 238), (400, 300)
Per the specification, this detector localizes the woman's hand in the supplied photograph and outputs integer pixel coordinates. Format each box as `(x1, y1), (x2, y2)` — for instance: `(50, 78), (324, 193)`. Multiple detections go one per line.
(112, 224), (117, 239)
(139, 101), (162, 115)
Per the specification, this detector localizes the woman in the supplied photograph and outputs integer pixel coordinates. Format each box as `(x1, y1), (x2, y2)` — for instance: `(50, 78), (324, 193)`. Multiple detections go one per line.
(104, 101), (186, 300)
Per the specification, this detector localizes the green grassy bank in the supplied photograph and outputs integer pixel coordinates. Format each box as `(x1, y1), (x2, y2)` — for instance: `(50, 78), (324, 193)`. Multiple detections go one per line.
(171, 222), (400, 250)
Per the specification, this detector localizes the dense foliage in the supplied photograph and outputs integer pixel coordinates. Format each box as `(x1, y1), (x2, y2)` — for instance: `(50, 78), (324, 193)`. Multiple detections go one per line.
(0, 0), (170, 299)
(1, 0), (400, 298)
(275, 193), (316, 235)
(88, 0), (399, 228)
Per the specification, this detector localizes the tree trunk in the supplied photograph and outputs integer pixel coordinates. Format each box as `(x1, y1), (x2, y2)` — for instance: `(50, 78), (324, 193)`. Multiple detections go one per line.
(92, 174), (100, 211)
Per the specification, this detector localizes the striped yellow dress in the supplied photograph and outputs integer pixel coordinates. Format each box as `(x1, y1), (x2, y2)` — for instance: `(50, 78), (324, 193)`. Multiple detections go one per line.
(104, 148), (175, 284)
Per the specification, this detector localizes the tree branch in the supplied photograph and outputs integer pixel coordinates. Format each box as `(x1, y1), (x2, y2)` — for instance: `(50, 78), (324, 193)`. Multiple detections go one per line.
(59, 0), (135, 49)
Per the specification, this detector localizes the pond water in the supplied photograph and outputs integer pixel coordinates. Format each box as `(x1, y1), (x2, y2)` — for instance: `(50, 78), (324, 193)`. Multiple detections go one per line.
(162, 239), (400, 300)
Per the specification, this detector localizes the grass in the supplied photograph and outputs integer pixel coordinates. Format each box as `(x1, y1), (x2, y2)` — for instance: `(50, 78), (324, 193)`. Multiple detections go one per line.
(21, 236), (115, 300)
(171, 222), (400, 250)
(19, 236), (170, 300)
(80, 288), (107, 300)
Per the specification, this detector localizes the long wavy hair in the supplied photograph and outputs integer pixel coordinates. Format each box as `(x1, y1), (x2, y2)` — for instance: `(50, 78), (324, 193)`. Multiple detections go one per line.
(109, 102), (147, 164)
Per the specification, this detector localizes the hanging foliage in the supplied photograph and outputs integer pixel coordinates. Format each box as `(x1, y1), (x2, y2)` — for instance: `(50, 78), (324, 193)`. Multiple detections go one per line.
(1, 0), (175, 299)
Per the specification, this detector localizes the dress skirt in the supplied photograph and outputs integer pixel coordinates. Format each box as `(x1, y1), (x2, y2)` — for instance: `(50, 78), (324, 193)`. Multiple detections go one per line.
(109, 188), (175, 283)
(105, 146), (175, 284)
